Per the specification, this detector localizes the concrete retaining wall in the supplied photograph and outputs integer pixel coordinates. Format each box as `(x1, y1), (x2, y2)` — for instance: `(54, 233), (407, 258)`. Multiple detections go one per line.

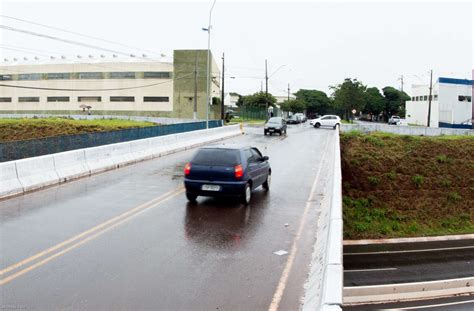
(0, 125), (242, 199)
(341, 124), (474, 136)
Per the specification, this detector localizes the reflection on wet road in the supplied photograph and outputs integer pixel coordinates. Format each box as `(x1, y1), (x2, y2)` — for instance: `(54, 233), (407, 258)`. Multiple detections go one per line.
(0, 123), (335, 310)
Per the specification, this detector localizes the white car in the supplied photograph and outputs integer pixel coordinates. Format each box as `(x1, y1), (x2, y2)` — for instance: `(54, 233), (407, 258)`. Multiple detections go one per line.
(309, 115), (341, 129)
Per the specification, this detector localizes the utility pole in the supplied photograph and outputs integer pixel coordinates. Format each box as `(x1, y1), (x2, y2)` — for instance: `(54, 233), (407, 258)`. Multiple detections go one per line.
(427, 69), (433, 127)
(193, 53), (198, 120)
(287, 83), (290, 101)
(221, 52), (225, 120)
(265, 59), (269, 120)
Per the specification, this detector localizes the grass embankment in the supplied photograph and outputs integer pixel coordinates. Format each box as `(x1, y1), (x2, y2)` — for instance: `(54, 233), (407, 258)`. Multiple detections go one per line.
(341, 131), (474, 239)
(0, 118), (156, 142)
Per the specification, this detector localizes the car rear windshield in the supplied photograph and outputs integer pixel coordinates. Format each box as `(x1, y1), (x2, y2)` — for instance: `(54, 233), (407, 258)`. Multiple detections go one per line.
(192, 148), (240, 166)
(267, 118), (281, 124)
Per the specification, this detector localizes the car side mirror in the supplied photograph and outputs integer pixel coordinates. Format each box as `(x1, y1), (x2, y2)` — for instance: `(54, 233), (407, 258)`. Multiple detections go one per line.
(262, 156), (269, 161)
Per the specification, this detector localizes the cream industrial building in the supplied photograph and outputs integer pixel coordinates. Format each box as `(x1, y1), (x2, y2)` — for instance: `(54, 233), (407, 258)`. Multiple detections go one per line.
(0, 50), (222, 119)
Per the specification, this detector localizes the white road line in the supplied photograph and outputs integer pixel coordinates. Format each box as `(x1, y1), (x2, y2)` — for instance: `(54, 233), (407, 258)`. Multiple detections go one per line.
(345, 268), (397, 272)
(345, 245), (474, 255)
(381, 299), (474, 310)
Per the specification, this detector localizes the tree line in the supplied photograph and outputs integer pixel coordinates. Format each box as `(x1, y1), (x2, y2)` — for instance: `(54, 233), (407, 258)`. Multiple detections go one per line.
(235, 78), (410, 121)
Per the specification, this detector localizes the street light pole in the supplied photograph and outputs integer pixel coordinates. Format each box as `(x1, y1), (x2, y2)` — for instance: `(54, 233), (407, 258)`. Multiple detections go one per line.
(204, 0), (217, 129)
(265, 59), (268, 120)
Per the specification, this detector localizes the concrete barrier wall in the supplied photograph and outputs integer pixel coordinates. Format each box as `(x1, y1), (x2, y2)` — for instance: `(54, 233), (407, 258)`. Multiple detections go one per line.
(0, 125), (241, 200)
(303, 129), (343, 311)
(341, 124), (474, 136)
(0, 161), (23, 198)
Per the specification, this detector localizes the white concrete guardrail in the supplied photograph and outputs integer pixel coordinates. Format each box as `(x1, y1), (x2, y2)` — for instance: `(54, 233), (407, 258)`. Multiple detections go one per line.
(341, 123), (474, 136)
(0, 125), (242, 200)
(303, 128), (343, 311)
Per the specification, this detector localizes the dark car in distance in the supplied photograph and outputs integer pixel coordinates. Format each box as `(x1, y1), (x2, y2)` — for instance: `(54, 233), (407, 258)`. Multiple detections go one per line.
(264, 117), (287, 135)
(184, 146), (271, 204)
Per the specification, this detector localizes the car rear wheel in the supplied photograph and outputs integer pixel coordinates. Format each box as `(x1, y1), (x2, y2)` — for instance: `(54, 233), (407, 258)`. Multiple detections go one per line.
(263, 173), (271, 190)
(241, 183), (251, 204)
(314, 123), (321, 128)
(186, 192), (197, 203)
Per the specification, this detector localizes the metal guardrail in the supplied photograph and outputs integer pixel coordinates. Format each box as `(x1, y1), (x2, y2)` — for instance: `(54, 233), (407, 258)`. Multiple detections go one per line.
(0, 120), (222, 162)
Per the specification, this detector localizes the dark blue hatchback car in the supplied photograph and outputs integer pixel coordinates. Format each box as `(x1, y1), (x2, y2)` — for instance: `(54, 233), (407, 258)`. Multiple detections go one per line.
(184, 145), (271, 204)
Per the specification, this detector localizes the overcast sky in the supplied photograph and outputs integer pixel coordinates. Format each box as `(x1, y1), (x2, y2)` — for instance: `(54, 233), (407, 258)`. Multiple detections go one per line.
(0, 0), (472, 96)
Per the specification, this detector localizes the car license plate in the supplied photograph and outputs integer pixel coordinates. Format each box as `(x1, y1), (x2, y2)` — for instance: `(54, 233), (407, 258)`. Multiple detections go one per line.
(269, 129), (274, 132)
(202, 184), (220, 191)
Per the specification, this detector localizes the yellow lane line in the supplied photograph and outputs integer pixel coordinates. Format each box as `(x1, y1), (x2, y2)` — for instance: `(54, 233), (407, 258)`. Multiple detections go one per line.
(268, 134), (331, 311)
(0, 188), (184, 286)
(0, 186), (183, 278)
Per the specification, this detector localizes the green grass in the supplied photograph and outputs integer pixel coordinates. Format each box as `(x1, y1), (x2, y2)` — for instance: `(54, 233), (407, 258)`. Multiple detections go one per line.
(0, 118), (156, 142)
(341, 132), (474, 239)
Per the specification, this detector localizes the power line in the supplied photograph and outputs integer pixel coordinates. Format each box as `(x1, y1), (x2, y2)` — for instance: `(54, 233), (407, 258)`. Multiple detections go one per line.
(0, 15), (166, 58)
(0, 72), (193, 91)
(0, 25), (155, 62)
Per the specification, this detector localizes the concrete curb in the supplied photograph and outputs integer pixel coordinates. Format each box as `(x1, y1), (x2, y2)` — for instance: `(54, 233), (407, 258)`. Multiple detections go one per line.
(344, 234), (474, 245)
(0, 125), (242, 200)
(344, 277), (474, 305)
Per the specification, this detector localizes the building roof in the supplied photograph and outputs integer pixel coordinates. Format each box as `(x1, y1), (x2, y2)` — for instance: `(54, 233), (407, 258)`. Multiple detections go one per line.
(438, 77), (473, 86)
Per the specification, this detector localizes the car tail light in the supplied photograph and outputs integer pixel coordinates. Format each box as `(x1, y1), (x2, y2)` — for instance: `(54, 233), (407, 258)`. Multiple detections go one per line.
(234, 164), (243, 179)
(184, 162), (191, 175)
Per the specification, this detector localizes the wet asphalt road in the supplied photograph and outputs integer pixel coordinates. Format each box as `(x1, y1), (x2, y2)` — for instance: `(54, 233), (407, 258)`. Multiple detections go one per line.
(344, 239), (474, 286)
(0, 124), (336, 310)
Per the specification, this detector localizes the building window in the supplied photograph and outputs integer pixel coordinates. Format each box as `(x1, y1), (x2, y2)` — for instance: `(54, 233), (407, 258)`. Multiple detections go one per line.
(434, 94), (438, 100)
(47, 73), (71, 80)
(423, 95), (428, 101)
(458, 96), (466, 102)
(143, 72), (171, 79)
(144, 96), (169, 102)
(0, 75), (12, 81)
(47, 96), (70, 102)
(78, 96), (101, 102)
(411, 97), (415, 101)
(467, 96), (472, 102)
(0, 97), (12, 102)
(19, 97), (40, 102)
(18, 73), (42, 80)
(110, 96), (135, 102)
(110, 72), (135, 79)
(78, 72), (103, 79)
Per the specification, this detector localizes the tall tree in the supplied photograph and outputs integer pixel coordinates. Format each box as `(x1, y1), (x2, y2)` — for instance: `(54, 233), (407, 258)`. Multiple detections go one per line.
(363, 87), (385, 119)
(279, 99), (306, 113)
(241, 91), (277, 108)
(382, 87), (410, 119)
(331, 78), (367, 120)
(294, 89), (332, 116)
